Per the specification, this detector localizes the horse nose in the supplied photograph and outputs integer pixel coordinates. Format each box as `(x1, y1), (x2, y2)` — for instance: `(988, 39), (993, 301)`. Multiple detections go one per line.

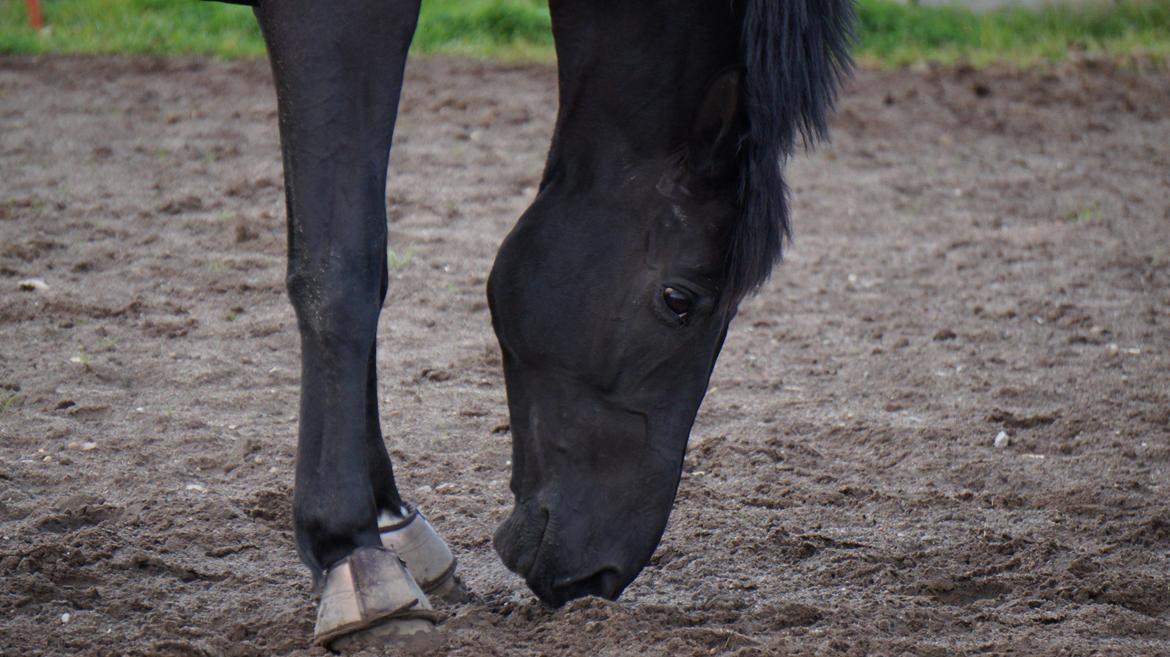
(547, 566), (624, 604)
(494, 498), (549, 577)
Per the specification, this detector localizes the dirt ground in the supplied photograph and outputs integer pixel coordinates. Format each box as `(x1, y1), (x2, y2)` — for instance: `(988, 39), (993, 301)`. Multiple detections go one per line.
(1, 54), (1168, 657)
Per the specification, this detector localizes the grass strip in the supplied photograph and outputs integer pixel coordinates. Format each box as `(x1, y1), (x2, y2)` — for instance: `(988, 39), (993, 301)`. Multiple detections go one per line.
(0, 0), (1167, 66)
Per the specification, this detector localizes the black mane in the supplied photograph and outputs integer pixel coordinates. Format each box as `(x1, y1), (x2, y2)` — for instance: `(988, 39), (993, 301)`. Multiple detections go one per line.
(725, 0), (855, 307)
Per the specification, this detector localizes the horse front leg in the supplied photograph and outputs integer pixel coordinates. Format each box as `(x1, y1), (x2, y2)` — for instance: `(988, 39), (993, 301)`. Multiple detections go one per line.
(254, 0), (446, 647)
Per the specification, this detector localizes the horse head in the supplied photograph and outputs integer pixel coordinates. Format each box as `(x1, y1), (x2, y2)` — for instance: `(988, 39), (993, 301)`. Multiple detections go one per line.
(489, 70), (744, 605)
(488, 0), (853, 605)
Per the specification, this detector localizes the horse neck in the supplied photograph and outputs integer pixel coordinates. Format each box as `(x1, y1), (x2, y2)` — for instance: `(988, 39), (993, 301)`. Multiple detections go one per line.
(541, 0), (739, 190)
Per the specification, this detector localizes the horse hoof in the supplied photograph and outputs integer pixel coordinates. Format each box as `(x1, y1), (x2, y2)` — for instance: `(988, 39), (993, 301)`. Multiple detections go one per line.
(380, 504), (457, 596)
(313, 546), (440, 650)
(326, 615), (439, 654)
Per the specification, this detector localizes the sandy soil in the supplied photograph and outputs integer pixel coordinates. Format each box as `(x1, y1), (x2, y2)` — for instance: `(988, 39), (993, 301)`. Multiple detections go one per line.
(0, 55), (1167, 657)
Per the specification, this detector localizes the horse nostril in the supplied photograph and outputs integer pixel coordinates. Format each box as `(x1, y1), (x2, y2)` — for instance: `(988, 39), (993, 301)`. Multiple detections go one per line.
(493, 500), (550, 578)
(552, 566), (623, 602)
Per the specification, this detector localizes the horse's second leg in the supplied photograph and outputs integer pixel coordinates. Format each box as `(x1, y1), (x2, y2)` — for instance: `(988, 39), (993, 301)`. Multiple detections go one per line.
(255, 0), (442, 646)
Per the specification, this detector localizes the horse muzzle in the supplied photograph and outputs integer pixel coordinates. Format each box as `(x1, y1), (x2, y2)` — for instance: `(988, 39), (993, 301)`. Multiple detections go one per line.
(493, 493), (639, 606)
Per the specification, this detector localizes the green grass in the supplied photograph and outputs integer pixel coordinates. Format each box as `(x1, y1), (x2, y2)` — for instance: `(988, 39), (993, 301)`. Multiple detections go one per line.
(0, 0), (551, 59)
(387, 245), (415, 271)
(0, 0), (266, 57)
(0, 392), (18, 416)
(1, 0), (1168, 66)
(858, 0), (1170, 66)
(414, 0), (552, 59)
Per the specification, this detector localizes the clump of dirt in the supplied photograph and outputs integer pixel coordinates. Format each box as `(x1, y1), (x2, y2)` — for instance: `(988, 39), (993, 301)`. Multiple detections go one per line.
(1, 55), (1167, 656)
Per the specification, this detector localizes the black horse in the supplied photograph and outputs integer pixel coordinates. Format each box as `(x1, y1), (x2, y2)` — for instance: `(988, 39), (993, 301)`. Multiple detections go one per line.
(211, 0), (852, 647)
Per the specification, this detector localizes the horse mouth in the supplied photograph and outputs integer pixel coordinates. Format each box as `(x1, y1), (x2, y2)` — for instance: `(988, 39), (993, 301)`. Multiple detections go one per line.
(549, 566), (624, 604)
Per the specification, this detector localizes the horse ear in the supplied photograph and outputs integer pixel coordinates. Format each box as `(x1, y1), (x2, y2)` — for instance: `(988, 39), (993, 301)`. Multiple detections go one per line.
(687, 69), (744, 182)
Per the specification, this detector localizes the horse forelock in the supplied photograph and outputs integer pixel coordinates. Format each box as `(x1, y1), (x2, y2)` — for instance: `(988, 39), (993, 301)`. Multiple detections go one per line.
(723, 0), (855, 310)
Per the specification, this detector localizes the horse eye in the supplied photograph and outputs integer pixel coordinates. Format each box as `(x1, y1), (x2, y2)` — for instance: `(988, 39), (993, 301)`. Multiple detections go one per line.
(662, 286), (694, 317)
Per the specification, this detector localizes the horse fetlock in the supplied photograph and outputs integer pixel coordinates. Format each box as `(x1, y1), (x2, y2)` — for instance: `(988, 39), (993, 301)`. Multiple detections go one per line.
(379, 504), (457, 596)
(296, 496), (382, 572)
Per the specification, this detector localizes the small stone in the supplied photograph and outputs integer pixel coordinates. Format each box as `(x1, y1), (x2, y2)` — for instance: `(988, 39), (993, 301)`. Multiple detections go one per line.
(1105, 343), (1120, 357)
(994, 431), (1010, 448)
(79, 442), (97, 451)
(416, 485), (434, 495)
(18, 278), (48, 292)
(933, 329), (958, 342)
(185, 483), (207, 493)
(434, 482), (456, 494)
(60, 612), (71, 624)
